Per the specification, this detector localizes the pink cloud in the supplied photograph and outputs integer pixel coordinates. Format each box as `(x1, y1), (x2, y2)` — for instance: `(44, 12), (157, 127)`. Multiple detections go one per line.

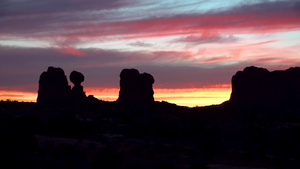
(254, 58), (300, 64)
(1, 1), (300, 47)
(55, 47), (86, 56)
(60, 12), (300, 40)
(238, 40), (278, 47)
(197, 56), (236, 64)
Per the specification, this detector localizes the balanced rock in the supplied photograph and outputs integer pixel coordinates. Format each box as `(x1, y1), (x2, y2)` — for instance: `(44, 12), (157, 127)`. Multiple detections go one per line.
(117, 68), (155, 106)
(230, 66), (300, 108)
(70, 70), (86, 101)
(70, 70), (84, 86)
(37, 66), (71, 105)
(140, 72), (155, 103)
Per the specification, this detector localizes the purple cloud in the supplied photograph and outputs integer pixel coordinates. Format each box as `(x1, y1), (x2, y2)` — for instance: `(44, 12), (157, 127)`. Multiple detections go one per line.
(174, 34), (238, 45)
(128, 41), (153, 47)
(0, 0), (136, 16)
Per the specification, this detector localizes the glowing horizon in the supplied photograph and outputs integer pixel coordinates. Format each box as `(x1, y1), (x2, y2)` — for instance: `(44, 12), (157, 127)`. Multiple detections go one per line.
(0, 85), (231, 107)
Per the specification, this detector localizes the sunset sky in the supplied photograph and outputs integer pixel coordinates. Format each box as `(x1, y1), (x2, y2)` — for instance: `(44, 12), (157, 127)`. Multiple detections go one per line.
(1, 0), (300, 107)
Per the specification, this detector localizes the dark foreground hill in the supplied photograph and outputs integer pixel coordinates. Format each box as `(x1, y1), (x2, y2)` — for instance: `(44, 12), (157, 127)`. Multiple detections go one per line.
(0, 66), (300, 169)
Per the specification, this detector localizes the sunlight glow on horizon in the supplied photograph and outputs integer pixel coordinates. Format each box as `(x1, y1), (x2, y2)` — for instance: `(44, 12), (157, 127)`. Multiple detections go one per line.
(154, 87), (231, 107)
(0, 90), (38, 102)
(0, 85), (232, 107)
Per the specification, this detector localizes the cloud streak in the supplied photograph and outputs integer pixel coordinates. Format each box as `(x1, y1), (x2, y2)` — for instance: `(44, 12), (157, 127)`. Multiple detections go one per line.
(174, 32), (238, 45)
(1, 0), (136, 16)
(128, 41), (153, 47)
(1, 0), (299, 48)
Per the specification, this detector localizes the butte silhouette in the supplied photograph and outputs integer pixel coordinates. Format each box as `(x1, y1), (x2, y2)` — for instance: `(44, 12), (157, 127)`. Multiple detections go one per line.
(37, 66), (155, 107)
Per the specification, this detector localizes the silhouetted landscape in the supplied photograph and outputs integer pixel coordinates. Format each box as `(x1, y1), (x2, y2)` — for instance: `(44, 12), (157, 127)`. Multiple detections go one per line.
(1, 66), (300, 169)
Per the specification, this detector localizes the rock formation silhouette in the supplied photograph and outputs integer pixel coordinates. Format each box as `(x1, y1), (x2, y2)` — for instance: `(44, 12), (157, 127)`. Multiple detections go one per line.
(37, 67), (89, 106)
(37, 66), (71, 105)
(70, 70), (86, 102)
(230, 66), (300, 108)
(117, 68), (155, 106)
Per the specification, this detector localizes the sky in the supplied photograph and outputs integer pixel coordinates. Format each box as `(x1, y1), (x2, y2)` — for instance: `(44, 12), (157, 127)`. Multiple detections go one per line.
(1, 0), (300, 107)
